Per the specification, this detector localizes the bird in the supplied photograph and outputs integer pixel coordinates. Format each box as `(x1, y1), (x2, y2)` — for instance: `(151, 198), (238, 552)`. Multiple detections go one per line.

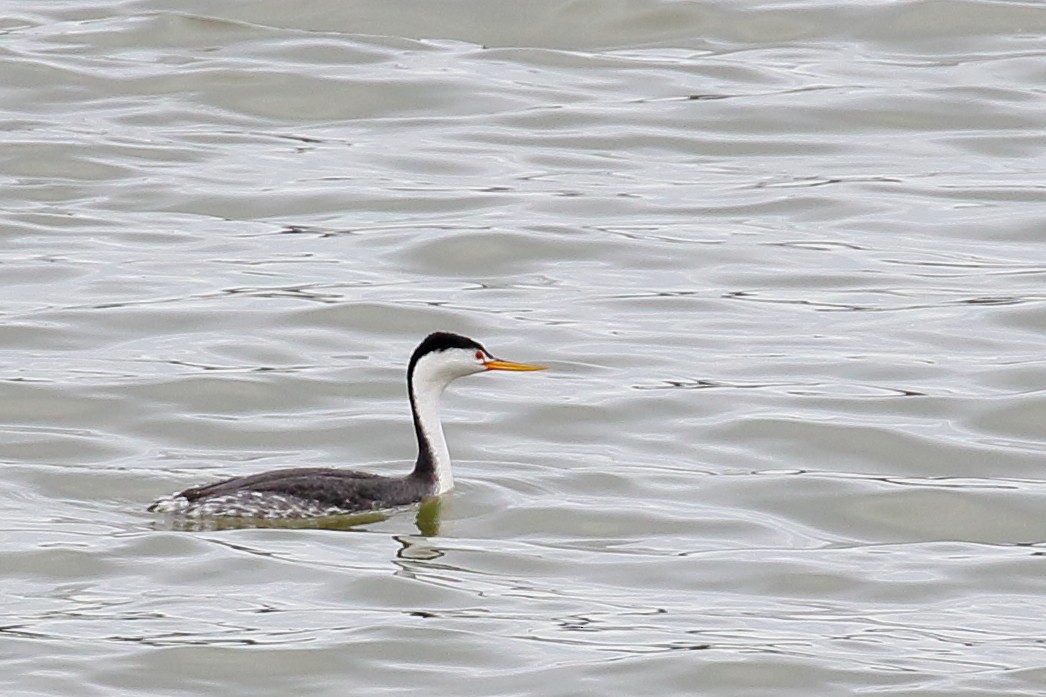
(149, 331), (545, 519)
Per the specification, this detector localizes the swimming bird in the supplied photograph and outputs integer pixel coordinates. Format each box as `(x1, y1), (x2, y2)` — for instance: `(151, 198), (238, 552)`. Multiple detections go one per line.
(149, 332), (544, 519)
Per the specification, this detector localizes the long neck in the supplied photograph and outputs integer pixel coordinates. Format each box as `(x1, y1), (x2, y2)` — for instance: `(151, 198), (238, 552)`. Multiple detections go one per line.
(409, 367), (454, 494)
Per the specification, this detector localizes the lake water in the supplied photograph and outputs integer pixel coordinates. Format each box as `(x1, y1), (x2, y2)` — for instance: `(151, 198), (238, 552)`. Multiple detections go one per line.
(2, 1), (1045, 695)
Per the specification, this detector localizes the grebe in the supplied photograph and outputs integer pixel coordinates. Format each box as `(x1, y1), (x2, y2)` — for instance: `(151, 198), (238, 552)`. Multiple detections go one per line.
(149, 332), (544, 519)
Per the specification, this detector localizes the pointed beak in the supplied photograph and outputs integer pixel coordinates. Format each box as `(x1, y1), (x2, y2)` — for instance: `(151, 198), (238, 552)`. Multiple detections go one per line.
(483, 358), (546, 372)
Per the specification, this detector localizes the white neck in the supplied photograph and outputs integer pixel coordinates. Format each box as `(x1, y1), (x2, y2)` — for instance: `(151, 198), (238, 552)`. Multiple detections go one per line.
(410, 359), (456, 494)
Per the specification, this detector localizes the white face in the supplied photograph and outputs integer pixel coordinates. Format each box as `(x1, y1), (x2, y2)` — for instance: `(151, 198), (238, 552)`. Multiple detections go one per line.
(413, 346), (492, 393)
(441, 346), (494, 379)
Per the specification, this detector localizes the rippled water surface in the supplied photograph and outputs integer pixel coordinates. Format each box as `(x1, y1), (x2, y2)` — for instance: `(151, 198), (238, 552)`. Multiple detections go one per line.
(3, 1), (1046, 695)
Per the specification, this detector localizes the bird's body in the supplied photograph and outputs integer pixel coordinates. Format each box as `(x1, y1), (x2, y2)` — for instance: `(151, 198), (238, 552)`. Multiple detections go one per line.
(149, 332), (544, 519)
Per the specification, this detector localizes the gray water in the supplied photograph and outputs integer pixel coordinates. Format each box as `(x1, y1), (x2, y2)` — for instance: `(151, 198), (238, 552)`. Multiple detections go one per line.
(2, 1), (1046, 695)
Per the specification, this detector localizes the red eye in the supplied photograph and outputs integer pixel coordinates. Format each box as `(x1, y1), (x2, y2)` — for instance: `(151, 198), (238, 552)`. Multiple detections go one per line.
(475, 350), (484, 360)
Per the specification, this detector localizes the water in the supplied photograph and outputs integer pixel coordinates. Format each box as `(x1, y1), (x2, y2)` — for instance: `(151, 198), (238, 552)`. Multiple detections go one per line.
(2, 0), (1045, 694)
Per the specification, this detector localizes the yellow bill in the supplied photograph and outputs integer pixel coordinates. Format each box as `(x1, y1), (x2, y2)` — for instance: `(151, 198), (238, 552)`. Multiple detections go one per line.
(483, 359), (546, 372)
